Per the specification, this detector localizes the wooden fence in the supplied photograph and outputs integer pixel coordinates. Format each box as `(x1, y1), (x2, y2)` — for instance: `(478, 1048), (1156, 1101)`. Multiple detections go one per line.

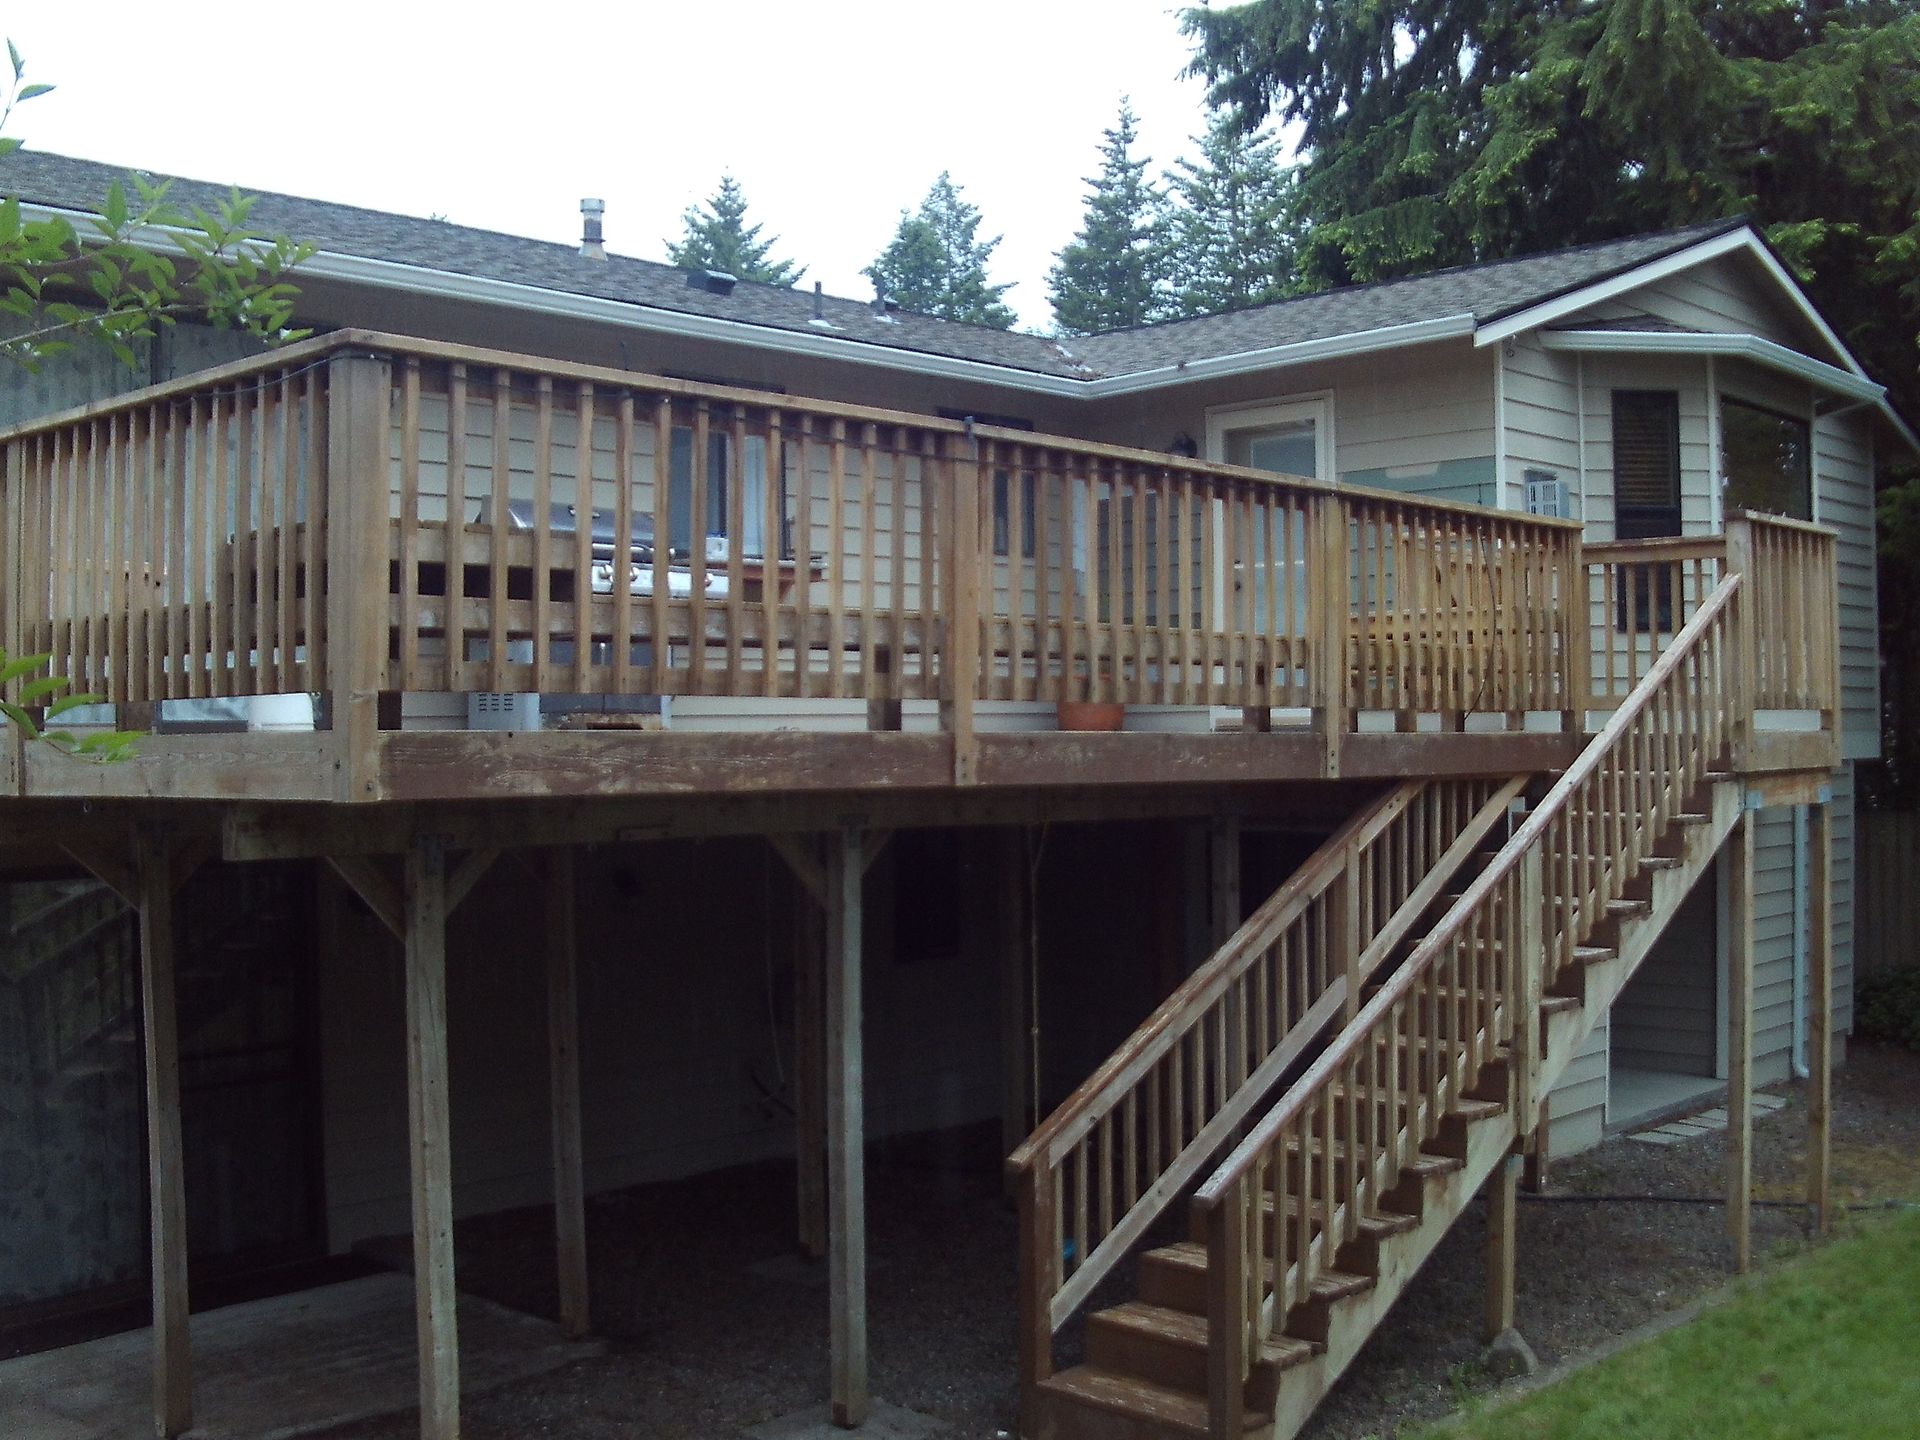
(1856, 810), (1919, 978)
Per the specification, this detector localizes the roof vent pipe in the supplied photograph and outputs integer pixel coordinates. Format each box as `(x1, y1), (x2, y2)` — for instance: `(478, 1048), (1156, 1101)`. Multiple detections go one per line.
(579, 198), (606, 260)
(813, 280), (825, 321)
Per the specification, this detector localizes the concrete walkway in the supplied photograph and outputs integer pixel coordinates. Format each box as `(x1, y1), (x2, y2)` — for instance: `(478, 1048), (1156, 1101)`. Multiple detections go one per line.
(0, 1273), (601, 1440)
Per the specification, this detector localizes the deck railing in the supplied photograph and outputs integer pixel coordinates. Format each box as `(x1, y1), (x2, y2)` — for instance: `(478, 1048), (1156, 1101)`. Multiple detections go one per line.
(1004, 776), (1525, 1417)
(0, 332), (1841, 785)
(1192, 572), (1744, 1434)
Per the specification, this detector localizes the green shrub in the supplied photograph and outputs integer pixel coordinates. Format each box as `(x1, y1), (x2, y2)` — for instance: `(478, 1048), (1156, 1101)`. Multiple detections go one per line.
(1856, 965), (1920, 1051)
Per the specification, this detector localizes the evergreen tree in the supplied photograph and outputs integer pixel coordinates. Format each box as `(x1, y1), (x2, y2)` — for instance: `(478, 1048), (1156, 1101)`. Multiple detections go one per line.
(666, 175), (804, 286)
(1047, 101), (1170, 334)
(1164, 111), (1300, 318)
(865, 173), (1017, 329)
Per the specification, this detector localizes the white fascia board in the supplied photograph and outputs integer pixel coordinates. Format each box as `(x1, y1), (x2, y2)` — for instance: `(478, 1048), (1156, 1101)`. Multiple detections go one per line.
(1473, 228), (1752, 347)
(18, 198), (1477, 405)
(1540, 328), (1918, 457)
(1477, 228), (1866, 381)
(1081, 314), (1477, 397)
(1537, 329), (1882, 401)
(291, 248), (1100, 397)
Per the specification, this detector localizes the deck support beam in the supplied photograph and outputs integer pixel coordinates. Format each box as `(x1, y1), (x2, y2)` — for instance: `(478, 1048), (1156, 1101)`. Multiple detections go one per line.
(1726, 810), (1755, 1273)
(404, 836), (460, 1440)
(825, 825), (868, 1428)
(1806, 799), (1833, 1235)
(136, 830), (192, 1438)
(795, 856), (828, 1260)
(1484, 1153), (1520, 1343)
(545, 847), (589, 1339)
(1208, 815), (1240, 948)
(996, 828), (1035, 1161)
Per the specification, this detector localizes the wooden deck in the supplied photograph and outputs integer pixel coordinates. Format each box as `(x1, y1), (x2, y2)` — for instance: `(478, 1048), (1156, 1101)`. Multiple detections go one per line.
(0, 332), (1841, 810)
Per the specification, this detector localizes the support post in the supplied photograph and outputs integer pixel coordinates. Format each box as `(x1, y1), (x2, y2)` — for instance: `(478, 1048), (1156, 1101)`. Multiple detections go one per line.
(996, 828), (1034, 1162)
(1208, 815), (1241, 948)
(1727, 810), (1755, 1272)
(327, 351), (395, 803)
(404, 837), (460, 1440)
(825, 825), (868, 1428)
(545, 848), (589, 1339)
(1807, 799), (1833, 1234)
(1484, 1153), (1520, 1343)
(137, 831), (192, 1439)
(795, 863), (828, 1259)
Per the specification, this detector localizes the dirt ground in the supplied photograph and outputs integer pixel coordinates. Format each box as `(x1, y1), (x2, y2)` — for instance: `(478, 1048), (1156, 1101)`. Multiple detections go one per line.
(317, 1043), (1920, 1440)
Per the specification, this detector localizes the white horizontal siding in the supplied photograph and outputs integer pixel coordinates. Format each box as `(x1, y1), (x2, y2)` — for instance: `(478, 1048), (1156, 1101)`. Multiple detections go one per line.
(1547, 1013), (1608, 1156)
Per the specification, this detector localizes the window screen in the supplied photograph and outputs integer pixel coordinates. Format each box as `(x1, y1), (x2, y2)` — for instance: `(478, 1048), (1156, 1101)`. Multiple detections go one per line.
(1611, 390), (1682, 540)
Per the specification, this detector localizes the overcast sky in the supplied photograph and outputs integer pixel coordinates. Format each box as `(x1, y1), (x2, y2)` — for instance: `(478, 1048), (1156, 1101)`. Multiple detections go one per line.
(5, 1), (1266, 333)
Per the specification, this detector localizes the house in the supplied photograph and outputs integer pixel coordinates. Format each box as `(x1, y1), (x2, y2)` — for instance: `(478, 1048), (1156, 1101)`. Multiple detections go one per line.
(0, 148), (1910, 1440)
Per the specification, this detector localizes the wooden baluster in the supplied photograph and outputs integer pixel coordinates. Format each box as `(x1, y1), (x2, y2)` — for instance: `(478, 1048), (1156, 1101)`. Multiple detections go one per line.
(730, 407), (751, 689)
(611, 391), (634, 697)
(773, 413), (796, 700)
(485, 372), (511, 693)
(572, 382), (596, 696)
(650, 395), (674, 695)
(828, 418), (848, 699)
(858, 424), (877, 707)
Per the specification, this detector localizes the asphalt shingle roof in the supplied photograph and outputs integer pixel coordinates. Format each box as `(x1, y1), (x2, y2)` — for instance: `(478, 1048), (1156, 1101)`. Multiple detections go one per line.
(2, 149), (1745, 383)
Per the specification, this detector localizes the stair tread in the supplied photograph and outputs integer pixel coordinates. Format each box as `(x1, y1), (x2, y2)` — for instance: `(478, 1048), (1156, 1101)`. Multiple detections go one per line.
(1260, 1192), (1421, 1238)
(1673, 812), (1711, 825)
(1639, 856), (1681, 870)
(1040, 1365), (1263, 1435)
(1092, 1300), (1319, 1370)
(1572, 945), (1617, 964)
(1283, 1134), (1465, 1174)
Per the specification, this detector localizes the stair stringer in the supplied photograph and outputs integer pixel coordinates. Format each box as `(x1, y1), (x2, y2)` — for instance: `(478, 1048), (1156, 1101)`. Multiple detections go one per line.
(1255, 779), (1744, 1440)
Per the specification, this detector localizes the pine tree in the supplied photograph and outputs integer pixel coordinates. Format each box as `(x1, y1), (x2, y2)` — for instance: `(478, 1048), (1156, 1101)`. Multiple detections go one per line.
(666, 175), (804, 287)
(1164, 112), (1300, 318)
(865, 173), (1017, 330)
(1047, 101), (1169, 335)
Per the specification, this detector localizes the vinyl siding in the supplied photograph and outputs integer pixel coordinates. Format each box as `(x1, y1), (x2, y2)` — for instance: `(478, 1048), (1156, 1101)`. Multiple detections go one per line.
(1569, 254), (1829, 358)
(1612, 876), (1716, 1076)
(1547, 1014), (1608, 1157)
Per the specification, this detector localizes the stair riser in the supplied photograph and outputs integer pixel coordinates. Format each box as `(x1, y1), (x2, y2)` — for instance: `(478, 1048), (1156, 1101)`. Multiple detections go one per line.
(1138, 1255), (1208, 1315)
(1086, 1320), (1210, 1398)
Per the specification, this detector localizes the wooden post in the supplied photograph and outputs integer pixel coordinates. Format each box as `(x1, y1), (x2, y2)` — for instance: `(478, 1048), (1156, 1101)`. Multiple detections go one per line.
(1807, 799), (1833, 1235)
(545, 848), (589, 1339)
(1313, 495), (1351, 778)
(1015, 1167), (1058, 1436)
(404, 837), (460, 1440)
(1209, 815), (1241, 948)
(1723, 516), (1757, 772)
(1562, 535), (1590, 736)
(996, 828), (1034, 1161)
(1484, 1153), (1519, 1343)
(825, 825), (868, 1428)
(1727, 810), (1754, 1272)
(137, 831), (192, 1439)
(1204, 1193), (1247, 1440)
(795, 863), (828, 1259)
(1334, 847), (1361, 1023)
(943, 435), (982, 785)
(327, 351), (394, 803)
(1511, 846), (1545, 1144)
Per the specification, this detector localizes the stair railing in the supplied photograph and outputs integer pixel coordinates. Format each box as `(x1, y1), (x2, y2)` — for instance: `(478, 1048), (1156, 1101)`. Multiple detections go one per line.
(1194, 572), (1743, 1436)
(1007, 775), (1525, 1411)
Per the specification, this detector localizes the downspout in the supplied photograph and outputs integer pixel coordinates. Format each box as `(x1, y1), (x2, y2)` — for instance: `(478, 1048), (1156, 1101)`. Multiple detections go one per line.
(1792, 805), (1810, 1078)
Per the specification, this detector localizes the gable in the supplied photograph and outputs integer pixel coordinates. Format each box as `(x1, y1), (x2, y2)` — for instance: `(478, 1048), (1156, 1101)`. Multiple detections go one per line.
(1561, 251), (1839, 362)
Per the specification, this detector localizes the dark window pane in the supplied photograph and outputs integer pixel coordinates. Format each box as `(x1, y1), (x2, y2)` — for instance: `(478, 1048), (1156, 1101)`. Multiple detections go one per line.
(1612, 390), (1681, 540)
(1721, 398), (1811, 521)
(667, 426), (729, 553)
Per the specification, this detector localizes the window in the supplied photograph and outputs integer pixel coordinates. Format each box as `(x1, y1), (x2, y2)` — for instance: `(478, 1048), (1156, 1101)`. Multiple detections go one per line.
(1610, 390), (1682, 540)
(992, 470), (1037, 557)
(667, 422), (776, 557)
(1204, 396), (1332, 482)
(1611, 391), (1681, 631)
(1720, 398), (1811, 521)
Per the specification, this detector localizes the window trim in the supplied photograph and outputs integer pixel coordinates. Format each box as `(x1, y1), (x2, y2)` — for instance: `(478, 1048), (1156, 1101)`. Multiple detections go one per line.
(1203, 393), (1336, 482)
(1717, 392), (1812, 523)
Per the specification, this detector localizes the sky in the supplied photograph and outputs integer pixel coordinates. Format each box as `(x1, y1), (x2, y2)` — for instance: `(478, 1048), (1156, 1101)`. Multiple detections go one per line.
(3, 1), (1262, 333)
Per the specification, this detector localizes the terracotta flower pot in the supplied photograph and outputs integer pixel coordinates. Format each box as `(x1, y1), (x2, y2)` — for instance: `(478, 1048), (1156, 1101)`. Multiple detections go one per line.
(1056, 700), (1127, 732)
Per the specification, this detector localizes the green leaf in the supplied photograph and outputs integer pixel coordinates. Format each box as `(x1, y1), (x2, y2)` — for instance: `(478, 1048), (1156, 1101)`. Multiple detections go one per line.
(16, 82), (51, 101)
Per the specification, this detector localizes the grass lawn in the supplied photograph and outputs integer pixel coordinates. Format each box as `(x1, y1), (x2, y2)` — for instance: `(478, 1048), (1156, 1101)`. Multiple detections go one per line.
(1418, 1208), (1920, 1440)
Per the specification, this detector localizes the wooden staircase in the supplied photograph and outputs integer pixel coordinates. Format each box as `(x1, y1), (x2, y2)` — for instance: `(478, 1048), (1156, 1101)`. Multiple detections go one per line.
(1016, 574), (1750, 1440)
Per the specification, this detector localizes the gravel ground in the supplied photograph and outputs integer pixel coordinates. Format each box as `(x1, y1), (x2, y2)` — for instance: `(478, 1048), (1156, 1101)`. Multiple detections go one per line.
(317, 1044), (1920, 1440)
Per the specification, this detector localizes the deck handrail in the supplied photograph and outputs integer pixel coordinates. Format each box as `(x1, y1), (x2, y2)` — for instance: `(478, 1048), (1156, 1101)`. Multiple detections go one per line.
(1191, 572), (1743, 1431)
(1006, 775), (1525, 1419)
